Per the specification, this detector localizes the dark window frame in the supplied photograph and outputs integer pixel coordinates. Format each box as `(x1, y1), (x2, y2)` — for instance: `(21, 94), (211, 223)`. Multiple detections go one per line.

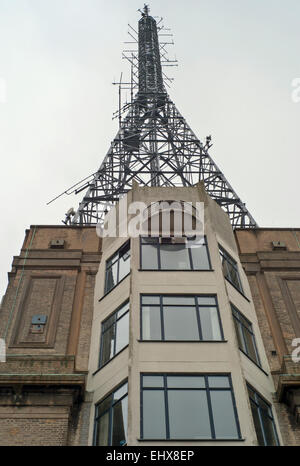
(140, 235), (212, 271)
(231, 304), (261, 368)
(140, 294), (224, 342)
(104, 240), (131, 294)
(98, 300), (129, 369)
(219, 245), (243, 293)
(140, 373), (242, 440)
(93, 380), (128, 446)
(247, 383), (280, 446)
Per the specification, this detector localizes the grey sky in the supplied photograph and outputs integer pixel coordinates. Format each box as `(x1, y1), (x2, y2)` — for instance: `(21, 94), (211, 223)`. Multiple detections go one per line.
(0, 0), (299, 299)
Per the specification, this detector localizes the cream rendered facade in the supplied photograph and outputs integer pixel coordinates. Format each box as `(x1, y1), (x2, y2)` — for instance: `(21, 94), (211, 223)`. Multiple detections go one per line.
(86, 183), (282, 446)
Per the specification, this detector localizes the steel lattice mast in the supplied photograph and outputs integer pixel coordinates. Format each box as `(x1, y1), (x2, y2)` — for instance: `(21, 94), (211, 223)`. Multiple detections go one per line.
(68, 6), (257, 228)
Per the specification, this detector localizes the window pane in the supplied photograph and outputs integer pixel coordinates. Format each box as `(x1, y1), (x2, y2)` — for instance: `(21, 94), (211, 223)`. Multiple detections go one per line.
(141, 236), (158, 244)
(117, 302), (129, 319)
(243, 328), (259, 364)
(168, 390), (211, 439)
(96, 394), (113, 418)
(142, 306), (161, 340)
(114, 383), (128, 402)
(160, 244), (190, 270)
(163, 296), (195, 305)
(210, 390), (239, 438)
(260, 405), (278, 445)
(115, 312), (129, 354)
(238, 313), (252, 330)
(167, 376), (205, 388)
(247, 386), (257, 401)
(111, 396), (128, 446)
(142, 296), (160, 305)
(227, 264), (242, 290)
(208, 376), (230, 388)
(102, 313), (116, 332)
(100, 326), (115, 366)
(119, 254), (130, 282)
(190, 244), (210, 270)
(143, 376), (164, 387)
(143, 391), (166, 439)
(141, 245), (159, 269)
(163, 306), (199, 340)
(197, 296), (217, 306)
(105, 261), (118, 292)
(233, 318), (247, 353)
(95, 411), (110, 446)
(250, 399), (265, 446)
(199, 307), (222, 340)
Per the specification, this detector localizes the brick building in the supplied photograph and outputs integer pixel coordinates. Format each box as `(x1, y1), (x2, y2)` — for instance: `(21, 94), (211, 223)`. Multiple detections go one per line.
(0, 194), (299, 446)
(235, 229), (300, 445)
(0, 226), (101, 445)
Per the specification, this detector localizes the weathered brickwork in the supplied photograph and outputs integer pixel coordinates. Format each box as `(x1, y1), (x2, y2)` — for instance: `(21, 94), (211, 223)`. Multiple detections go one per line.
(235, 228), (300, 445)
(0, 225), (102, 445)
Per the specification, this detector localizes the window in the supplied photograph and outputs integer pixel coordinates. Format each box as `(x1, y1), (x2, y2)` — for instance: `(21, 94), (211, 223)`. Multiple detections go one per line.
(99, 301), (129, 368)
(141, 295), (223, 341)
(231, 304), (261, 366)
(105, 241), (130, 293)
(140, 236), (211, 270)
(94, 382), (128, 446)
(141, 374), (241, 440)
(219, 245), (243, 292)
(247, 385), (279, 446)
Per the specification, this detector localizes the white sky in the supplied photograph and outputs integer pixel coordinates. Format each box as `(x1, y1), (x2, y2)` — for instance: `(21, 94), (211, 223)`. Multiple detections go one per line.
(0, 0), (299, 299)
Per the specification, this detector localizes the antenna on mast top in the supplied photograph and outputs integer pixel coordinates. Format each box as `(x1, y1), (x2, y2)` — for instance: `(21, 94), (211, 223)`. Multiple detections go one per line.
(138, 4), (150, 17)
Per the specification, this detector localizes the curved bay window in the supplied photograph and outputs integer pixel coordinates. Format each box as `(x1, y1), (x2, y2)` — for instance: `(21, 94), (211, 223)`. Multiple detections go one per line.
(141, 295), (224, 341)
(140, 236), (211, 270)
(141, 374), (241, 440)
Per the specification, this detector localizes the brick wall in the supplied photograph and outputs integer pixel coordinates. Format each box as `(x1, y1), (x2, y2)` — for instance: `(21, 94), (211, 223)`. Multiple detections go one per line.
(0, 225), (101, 445)
(235, 228), (300, 445)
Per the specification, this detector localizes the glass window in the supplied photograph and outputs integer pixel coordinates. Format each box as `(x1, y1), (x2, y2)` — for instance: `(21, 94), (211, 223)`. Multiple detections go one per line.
(210, 390), (239, 438)
(94, 382), (128, 446)
(141, 374), (241, 440)
(247, 385), (279, 446)
(141, 236), (211, 270)
(141, 295), (223, 342)
(219, 245), (243, 293)
(99, 301), (129, 368)
(231, 304), (261, 367)
(163, 306), (199, 340)
(105, 241), (130, 294)
(143, 390), (166, 439)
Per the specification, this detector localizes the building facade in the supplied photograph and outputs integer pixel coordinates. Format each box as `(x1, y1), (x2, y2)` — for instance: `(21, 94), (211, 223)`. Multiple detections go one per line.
(235, 228), (300, 445)
(1, 188), (299, 446)
(86, 183), (282, 446)
(0, 226), (101, 445)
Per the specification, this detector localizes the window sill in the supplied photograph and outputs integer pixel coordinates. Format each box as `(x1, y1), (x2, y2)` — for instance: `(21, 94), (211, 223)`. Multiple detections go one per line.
(239, 349), (269, 376)
(137, 340), (228, 343)
(225, 277), (250, 302)
(92, 345), (129, 375)
(99, 273), (130, 302)
(138, 269), (214, 272)
(137, 438), (245, 442)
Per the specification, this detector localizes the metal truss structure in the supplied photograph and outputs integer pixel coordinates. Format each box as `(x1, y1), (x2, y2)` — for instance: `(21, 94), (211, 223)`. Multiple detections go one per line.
(60, 5), (257, 228)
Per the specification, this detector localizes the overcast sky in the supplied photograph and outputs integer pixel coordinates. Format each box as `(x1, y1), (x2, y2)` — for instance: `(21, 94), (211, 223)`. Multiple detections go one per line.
(0, 0), (299, 299)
